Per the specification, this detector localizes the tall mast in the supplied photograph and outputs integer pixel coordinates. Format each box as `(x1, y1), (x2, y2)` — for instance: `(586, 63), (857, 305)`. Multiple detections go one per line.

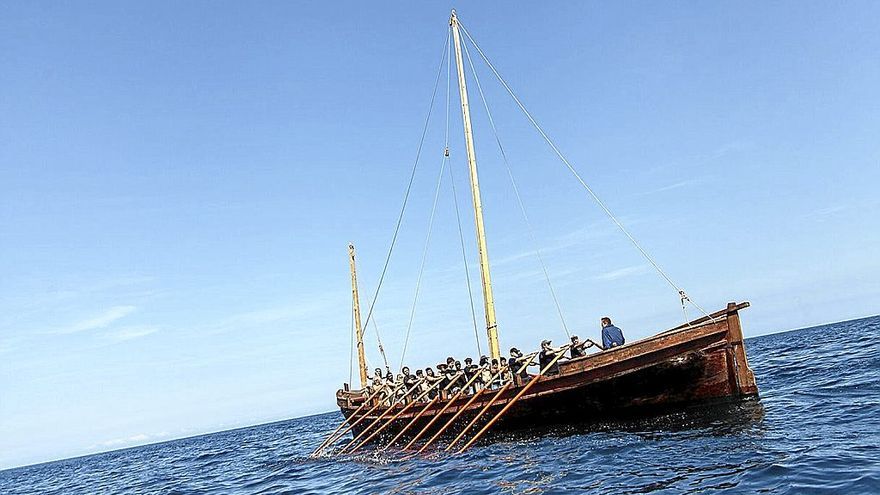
(450, 10), (500, 360)
(349, 243), (369, 388)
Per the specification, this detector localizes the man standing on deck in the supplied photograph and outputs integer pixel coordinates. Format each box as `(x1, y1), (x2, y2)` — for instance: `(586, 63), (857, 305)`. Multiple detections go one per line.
(601, 317), (625, 349)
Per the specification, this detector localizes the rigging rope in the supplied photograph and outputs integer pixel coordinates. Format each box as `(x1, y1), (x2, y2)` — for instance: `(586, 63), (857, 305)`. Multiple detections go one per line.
(462, 36), (571, 339)
(369, 308), (390, 371)
(459, 23), (714, 321)
(360, 28), (452, 359)
(446, 32), (483, 356)
(399, 156), (447, 369)
(449, 163), (484, 356)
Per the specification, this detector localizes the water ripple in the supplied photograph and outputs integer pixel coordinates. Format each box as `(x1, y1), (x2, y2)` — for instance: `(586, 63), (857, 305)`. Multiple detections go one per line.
(2, 316), (879, 494)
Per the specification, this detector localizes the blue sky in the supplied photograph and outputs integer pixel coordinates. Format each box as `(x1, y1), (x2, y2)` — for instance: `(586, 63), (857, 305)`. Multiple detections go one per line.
(1, 1), (878, 469)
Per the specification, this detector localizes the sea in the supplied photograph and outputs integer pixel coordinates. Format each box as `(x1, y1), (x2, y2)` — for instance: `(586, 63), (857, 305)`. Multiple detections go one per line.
(2, 316), (878, 494)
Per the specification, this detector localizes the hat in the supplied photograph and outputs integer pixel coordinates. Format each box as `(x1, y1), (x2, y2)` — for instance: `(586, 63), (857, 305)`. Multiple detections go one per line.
(541, 339), (552, 346)
(570, 335), (579, 341)
(510, 347), (519, 353)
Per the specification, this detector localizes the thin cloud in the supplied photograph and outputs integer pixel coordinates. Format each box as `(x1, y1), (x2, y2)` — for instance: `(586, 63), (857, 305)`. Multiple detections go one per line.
(593, 264), (650, 281)
(641, 178), (703, 195)
(104, 325), (159, 343)
(54, 305), (137, 335)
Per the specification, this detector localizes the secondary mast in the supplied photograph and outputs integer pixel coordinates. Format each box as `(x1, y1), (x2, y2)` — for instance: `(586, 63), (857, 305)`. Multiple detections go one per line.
(450, 10), (500, 360)
(349, 243), (369, 388)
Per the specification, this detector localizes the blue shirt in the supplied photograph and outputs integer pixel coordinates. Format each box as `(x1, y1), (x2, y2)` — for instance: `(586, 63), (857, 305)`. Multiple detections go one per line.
(602, 324), (625, 349)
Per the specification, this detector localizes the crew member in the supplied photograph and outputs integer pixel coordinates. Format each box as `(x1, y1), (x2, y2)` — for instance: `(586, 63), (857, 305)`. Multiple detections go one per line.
(601, 317), (625, 349)
(569, 335), (592, 358)
(538, 339), (561, 376)
(509, 347), (530, 385)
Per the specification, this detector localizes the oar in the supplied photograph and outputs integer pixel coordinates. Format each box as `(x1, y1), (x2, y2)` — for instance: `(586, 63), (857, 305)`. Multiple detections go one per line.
(420, 352), (539, 454)
(337, 380), (421, 455)
(456, 345), (571, 453)
(348, 375), (450, 453)
(310, 386), (384, 457)
(381, 369), (476, 451)
(385, 366), (487, 452)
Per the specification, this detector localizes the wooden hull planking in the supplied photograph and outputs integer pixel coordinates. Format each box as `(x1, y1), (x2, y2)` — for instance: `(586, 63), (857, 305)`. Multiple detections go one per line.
(335, 302), (758, 445)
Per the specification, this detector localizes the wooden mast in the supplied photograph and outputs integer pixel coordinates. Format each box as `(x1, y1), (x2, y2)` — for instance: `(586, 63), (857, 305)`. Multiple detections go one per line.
(450, 9), (500, 360)
(348, 243), (368, 388)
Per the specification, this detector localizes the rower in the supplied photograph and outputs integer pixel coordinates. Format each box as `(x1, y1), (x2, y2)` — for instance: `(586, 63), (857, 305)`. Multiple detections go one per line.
(601, 317), (625, 349)
(508, 347), (530, 386)
(424, 367), (442, 399)
(478, 356), (491, 390)
(538, 339), (562, 376)
(569, 335), (591, 358)
(463, 357), (478, 393)
(414, 369), (427, 400)
(402, 367), (418, 402)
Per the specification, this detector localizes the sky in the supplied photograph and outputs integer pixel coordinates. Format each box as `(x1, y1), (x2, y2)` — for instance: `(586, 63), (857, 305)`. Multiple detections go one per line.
(1, 1), (879, 470)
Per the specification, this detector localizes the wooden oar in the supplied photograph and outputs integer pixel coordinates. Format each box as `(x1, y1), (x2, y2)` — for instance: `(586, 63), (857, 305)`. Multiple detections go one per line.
(348, 375), (452, 453)
(310, 386), (384, 457)
(337, 380), (422, 455)
(381, 369), (476, 451)
(422, 351), (538, 453)
(385, 365), (487, 452)
(456, 345), (571, 453)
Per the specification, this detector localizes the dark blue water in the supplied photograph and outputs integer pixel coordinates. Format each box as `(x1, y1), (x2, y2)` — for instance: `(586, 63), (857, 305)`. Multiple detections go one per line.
(3, 316), (879, 494)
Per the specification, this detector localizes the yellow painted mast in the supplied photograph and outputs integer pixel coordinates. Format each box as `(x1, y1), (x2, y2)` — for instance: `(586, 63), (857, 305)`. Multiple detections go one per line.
(450, 10), (500, 360)
(348, 243), (369, 388)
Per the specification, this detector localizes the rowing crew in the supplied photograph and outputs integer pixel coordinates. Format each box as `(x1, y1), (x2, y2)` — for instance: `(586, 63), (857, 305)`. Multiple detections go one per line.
(364, 317), (625, 404)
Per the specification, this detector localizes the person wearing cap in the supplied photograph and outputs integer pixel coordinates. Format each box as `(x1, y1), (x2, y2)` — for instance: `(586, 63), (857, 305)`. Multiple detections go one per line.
(499, 357), (510, 384)
(601, 317), (625, 349)
(508, 347), (531, 386)
(463, 357), (478, 393)
(538, 339), (562, 376)
(569, 335), (593, 359)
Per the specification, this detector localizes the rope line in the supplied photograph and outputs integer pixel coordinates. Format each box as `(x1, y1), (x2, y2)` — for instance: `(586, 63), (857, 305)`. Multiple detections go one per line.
(449, 162), (483, 356)
(360, 28), (452, 350)
(459, 23), (713, 321)
(399, 156), (447, 369)
(462, 35), (571, 338)
(369, 308), (390, 370)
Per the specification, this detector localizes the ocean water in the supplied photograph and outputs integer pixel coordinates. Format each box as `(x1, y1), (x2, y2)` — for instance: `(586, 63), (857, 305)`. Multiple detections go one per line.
(2, 316), (879, 494)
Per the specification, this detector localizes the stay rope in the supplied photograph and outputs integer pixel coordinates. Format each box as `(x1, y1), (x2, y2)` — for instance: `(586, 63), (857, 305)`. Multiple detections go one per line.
(462, 36), (571, 339)
(359, 28), (452, 364)
(459, 23), (714, 322)
(398, 155), (447, 369)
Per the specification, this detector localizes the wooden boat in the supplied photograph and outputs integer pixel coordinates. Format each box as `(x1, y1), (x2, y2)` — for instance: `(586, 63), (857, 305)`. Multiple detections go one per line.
(336, 302), (757, 444)
(319, 11), (759, 455)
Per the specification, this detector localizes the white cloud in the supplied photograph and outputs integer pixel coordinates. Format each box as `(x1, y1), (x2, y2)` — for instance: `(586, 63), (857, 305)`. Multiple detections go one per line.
(593, 264), (650, 281)
(104, 325), (159, 342)
(54, 305), (137, 335)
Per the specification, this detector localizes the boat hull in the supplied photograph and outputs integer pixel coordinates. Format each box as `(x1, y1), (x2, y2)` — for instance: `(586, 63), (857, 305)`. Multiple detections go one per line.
(335, 302), (758, 446)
